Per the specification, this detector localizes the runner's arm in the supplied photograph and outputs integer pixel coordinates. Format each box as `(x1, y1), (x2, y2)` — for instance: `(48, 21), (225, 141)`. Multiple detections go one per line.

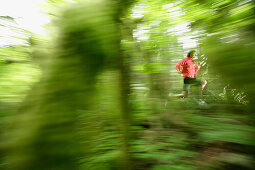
(176, 59), (184, 74)
(194, 63), (200, 73)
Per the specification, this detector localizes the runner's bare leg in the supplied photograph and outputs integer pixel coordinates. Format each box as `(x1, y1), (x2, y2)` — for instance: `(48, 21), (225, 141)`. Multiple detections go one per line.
(200, 80), (207, 98)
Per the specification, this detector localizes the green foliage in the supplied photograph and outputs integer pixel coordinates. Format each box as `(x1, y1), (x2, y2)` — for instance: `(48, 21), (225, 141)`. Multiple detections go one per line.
(0, 0), (255, 169)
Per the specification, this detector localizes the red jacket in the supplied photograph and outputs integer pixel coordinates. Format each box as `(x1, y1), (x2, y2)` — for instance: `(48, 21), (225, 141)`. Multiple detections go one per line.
(176, 57), (200, 79)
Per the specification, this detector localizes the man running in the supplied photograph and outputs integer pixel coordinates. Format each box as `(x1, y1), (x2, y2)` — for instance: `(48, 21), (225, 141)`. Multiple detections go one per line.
(175, 50), (207, 98)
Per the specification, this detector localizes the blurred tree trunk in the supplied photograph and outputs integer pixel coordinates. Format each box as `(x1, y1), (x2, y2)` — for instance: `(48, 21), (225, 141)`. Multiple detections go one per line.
(118, 53), (132, 169)
(3, 0), (135, 169)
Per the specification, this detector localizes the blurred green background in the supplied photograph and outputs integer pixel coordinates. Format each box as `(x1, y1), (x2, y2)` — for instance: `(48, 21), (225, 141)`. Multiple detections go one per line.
(0, 0), (255, 169)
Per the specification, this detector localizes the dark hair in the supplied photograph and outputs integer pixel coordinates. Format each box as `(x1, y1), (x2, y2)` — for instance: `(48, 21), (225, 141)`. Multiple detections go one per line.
(187, 50), (196, 58)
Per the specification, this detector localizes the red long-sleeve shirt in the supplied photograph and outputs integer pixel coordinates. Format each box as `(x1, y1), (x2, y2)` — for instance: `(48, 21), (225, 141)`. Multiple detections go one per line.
(176, 57), (200, 79)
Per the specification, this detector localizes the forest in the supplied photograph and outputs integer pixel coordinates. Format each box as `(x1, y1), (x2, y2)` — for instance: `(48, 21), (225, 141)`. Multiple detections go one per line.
(0, 0), (255, 169)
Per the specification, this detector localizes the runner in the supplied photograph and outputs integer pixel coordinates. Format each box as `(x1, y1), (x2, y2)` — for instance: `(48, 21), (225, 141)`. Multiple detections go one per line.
(175, 50), (207, 98)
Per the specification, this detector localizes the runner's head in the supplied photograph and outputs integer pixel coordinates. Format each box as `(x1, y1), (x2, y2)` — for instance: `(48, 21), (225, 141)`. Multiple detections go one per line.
(187, 50), (196, 58)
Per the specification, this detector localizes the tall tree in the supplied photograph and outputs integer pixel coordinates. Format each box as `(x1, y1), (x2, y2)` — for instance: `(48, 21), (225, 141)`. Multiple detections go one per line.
(3, 0), (135, 169)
